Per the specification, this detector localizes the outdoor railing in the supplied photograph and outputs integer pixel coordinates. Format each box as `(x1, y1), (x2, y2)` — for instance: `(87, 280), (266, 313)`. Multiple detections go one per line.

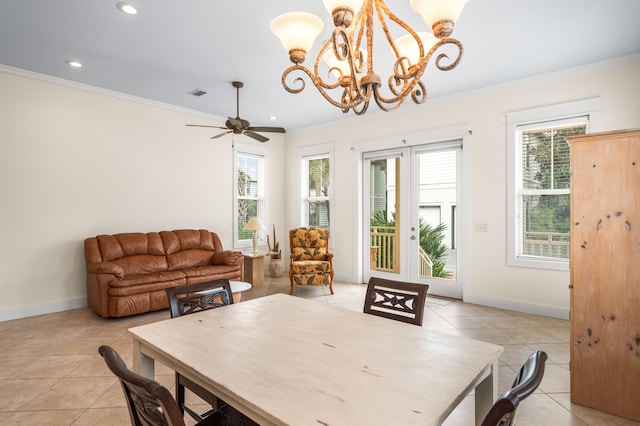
(418, 247), (433, 277)
(370, 226), (432, 275)
(370, 226), (398, 273)
(523, 231), (570, 258)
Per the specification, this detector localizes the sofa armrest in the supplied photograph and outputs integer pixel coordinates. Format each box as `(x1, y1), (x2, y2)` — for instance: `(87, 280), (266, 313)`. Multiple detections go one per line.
(212, 250), (244, 266)
(86, 262), (125, 279)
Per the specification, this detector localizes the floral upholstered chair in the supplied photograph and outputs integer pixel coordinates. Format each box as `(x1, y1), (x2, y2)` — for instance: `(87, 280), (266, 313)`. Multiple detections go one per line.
(289, 227), (334, 295)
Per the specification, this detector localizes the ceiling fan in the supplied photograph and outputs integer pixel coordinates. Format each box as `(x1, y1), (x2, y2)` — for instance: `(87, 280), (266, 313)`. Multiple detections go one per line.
(186, 81), (285, 142)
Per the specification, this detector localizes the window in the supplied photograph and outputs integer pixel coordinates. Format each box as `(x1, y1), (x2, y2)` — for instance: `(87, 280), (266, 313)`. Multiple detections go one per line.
(234, 145), (265, 249)
(507, 98), (600, 270)
(299, 144), (334, 236)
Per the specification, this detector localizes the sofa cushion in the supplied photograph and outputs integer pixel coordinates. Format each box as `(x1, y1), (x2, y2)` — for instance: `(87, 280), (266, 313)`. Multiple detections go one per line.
(108, 280), (186, 297)
(182, 264), (241, 280)
(161, 230), (215, 254)
(166, 249), (213, 271)
(108, 290), (170, 318)
(97, 233), (164, 261)
(108, 270), (185, 288)
(111, 255), (168, 275)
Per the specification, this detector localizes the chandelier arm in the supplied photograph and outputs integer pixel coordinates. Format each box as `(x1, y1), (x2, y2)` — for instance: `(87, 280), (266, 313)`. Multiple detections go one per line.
(372, 84), (404, 112)
(281, 64), (365, 111)
(328, 25), (372, 107)
(377, 0), (425, 79)
(411, 80), (428, 104)
(433, 38), (464, 71)
(378, 37), (462, 105)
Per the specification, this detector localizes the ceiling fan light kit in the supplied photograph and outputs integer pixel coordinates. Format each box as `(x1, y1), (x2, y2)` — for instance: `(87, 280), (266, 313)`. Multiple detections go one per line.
(186, 81), (286, 142)
(270, 0), (468, 115)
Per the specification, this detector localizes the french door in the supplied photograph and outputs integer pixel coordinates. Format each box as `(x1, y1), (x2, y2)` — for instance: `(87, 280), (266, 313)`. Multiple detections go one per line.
(363, 140), (462, 299)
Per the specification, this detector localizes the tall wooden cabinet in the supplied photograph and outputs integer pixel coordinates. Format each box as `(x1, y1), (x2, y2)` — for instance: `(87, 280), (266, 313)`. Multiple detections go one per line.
(568, 129), (640, 421)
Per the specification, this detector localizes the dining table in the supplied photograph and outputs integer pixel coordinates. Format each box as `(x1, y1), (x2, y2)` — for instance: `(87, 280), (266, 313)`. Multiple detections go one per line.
(129, 293), (503, 425)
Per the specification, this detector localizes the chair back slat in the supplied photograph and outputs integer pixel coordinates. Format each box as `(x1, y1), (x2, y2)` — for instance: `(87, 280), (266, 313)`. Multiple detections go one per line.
(363, 277), (428, 326)
(165, 279), (234, 318)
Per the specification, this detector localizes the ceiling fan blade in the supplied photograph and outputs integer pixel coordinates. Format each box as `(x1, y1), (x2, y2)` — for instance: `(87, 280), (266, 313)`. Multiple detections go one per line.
(248, 126), (286, 134)
(186, 124), (227, 130)
(244, 130), (269, 143)
(211, 130), (232, 139)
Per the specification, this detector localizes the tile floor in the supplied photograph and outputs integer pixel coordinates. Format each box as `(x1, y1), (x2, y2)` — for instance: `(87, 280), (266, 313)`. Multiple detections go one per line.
(0, 276), (638, 425)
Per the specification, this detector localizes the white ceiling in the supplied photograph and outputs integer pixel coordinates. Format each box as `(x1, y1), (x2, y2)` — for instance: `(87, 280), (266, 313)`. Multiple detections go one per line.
(1, 0), (639, 132)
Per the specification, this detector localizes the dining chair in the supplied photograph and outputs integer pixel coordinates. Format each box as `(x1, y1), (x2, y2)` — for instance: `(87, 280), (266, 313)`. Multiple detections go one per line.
(165, 279), (234, 318)
(98, 345), (257, 426)
(164, 279), (243, 423)
(289, 227), (334, 295)
(481, 350), (548, 426)
(363, 277), (429, 326)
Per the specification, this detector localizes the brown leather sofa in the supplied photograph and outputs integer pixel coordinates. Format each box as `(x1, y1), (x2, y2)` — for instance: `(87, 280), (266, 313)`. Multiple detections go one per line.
(84, 229), (243, 318)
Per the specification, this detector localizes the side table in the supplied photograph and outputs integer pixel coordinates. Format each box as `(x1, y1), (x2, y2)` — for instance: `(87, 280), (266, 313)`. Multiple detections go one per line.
(243, 252), (264, 286)
(229, 280), (252, 303)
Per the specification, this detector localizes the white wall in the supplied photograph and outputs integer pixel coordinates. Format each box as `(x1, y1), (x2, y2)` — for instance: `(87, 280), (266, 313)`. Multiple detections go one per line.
(283, 55), (640, 319)
(0, 68), (285, 321)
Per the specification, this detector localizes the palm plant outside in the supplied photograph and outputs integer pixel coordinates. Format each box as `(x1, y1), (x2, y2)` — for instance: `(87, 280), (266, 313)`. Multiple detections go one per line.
(370, 210), (451, 278)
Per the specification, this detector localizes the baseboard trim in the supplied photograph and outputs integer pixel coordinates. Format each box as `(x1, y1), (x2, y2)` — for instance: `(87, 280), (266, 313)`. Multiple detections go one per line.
(0, 297), (87, 322)
(463, 293), (569, 320)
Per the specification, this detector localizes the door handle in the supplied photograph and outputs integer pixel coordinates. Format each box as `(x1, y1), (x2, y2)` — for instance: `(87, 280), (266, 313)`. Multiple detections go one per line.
(410, 236), (416, 240)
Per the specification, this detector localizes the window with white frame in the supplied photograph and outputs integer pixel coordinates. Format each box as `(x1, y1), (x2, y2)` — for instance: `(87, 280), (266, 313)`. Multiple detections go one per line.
(234, 146), (265, 249)
(507, 98), (599, 270)
(299, 145), (334, 236)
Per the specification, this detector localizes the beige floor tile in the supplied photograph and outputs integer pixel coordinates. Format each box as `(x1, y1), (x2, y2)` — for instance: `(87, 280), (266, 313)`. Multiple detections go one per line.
(538, 364), (571, 393)
(515, 393), (589, 425)
(0, 378), (59, 410)
(549, 393), (640, 425)
(0, 355), (40, 379)
(11, 355), (92, 379)
(0, 409), (86, 425)
(20, 376), (116, 410)
(72, 407), (131, 426)
(499, 344), (539, 367)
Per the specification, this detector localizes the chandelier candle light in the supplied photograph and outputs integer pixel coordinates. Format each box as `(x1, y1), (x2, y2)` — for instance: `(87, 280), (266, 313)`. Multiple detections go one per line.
(245, 217), (266, 255)
(270, 0), (469, 115)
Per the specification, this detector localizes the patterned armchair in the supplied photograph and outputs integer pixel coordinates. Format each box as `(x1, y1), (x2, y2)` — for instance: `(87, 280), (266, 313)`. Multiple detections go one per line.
(289, 227), (334, 295)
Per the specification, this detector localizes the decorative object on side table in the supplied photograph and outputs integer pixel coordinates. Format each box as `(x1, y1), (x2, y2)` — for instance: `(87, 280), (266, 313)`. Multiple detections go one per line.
(267, 224), (283, 278)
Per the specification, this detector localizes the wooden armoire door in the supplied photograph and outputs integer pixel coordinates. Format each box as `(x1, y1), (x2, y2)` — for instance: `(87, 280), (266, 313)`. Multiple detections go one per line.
(568, 129), (640, 421)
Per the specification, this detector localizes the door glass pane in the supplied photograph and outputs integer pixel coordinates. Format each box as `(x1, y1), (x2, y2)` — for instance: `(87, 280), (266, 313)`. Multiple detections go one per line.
(417, 150), (456, 280)
(369, 158), (399, 274)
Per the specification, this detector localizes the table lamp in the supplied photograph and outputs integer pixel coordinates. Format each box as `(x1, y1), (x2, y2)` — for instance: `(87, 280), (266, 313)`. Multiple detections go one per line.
(245, 217), (265, 255)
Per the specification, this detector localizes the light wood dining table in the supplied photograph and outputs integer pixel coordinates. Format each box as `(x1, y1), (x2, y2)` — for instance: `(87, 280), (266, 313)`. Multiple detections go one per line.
(129, 293), (503, 425)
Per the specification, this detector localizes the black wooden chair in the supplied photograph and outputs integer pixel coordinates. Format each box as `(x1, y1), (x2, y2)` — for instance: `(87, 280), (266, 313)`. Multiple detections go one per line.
(98, 345), (257, 426)
(481, 350), (548, 426)
(165, 279), (250, 423)
(165, 279), (234, 318)
(363, 277), (429, 326)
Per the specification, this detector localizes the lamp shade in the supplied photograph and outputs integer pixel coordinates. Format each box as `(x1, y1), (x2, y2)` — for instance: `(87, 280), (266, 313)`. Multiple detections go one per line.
(270, 12), (324, 54)
(322, 0), (363, 15)
(245, 217), (266, 231)
(409, 0), (469, 27)
(394, 32), (437, 66)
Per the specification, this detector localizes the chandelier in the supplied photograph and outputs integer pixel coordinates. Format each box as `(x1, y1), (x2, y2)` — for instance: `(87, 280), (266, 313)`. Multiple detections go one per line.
(270, 0), (469, 115)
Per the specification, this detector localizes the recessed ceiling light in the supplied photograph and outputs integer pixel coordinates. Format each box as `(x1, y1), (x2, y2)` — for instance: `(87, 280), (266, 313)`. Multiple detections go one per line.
(269, 115), (278, 121)
(116, 2), (138, 15)
(65, 60), (83, 68)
